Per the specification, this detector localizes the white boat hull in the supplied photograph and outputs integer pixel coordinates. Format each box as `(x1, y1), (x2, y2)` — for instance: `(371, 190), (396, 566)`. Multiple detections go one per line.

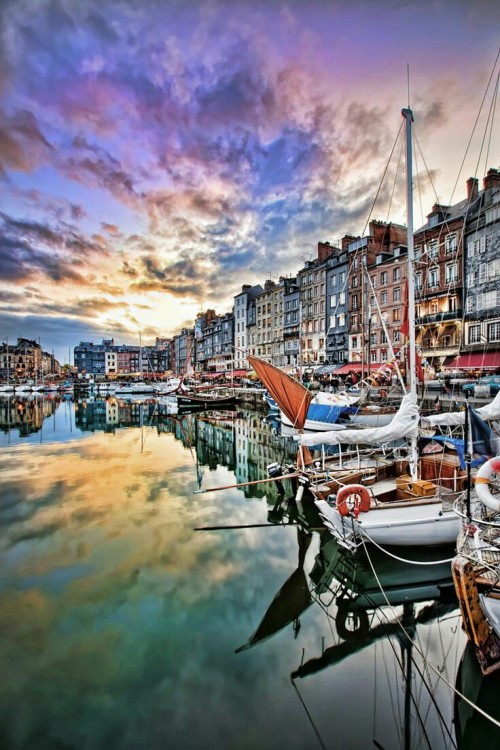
(315, 498), (460, 549)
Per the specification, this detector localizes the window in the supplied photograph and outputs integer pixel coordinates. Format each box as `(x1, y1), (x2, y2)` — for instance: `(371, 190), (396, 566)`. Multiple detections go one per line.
(488, 322), (500, 342)
(393, 288), (401, 302)
(393, 267), (401, 282)
(468, 237), (485, 257)
(371, 275), (377, 288)
(352, 336), (358, 349)
(339, 272), (346, 285)
(331, 274), (337, 288)
(468, 325), (481, 344)
(415, 272), (422, 290)
(428, 268), (439, 287)
(393, 309), (401, 322)
(445, 263), (458, 283)
(339, 292), (346, 305)
(331, 294), (337, 307)
(381, 291), (388, 304)
(415, 245), (422, 259)
(428, 240), (439, 257)
(381, 272), (387, 286)
(370, 333), (377, 345)
(489, 259), (500, 279)
(445, 234), (457, 254)
(393, 330), (400, 343)
(486, 205), (500, 224)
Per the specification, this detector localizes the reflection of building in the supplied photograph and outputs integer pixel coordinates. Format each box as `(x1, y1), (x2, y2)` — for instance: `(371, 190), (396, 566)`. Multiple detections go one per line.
(0, 396), (59, 437)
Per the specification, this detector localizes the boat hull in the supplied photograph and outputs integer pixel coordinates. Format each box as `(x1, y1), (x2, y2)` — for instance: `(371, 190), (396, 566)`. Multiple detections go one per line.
(315, 498), (460, 549)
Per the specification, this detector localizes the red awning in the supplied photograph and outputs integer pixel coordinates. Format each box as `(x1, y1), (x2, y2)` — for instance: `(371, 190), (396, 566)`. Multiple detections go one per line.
(333, 363), (382, 375)
(446, 352), (500, 370)
(226, 370), (249, 377)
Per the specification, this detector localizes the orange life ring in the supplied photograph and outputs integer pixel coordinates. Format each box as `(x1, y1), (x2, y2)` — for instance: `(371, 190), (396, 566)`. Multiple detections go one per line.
(475, 456), (500, 513)
(336, 484), (371, 517)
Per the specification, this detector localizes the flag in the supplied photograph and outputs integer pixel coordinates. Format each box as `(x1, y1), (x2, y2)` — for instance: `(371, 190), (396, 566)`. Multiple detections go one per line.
(399, 279), (410, 337)
(469, 407), (494, 456)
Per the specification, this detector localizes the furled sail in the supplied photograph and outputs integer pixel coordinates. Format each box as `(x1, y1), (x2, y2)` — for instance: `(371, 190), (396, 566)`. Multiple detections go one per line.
(248, 355), (312, 430)
(297, 392), (419, 447)
(421, 391), (500, 428)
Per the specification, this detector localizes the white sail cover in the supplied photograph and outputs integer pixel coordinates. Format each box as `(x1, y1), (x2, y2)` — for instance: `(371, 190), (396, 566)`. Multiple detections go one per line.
(421, 391), (500, 428)
(297, 392), (419, 447)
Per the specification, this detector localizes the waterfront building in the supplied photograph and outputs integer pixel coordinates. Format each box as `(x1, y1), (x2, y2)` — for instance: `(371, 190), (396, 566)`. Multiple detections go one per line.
(0, 337), (46, 383)
(460, 169), (500, 370)
(347, 221), (407, 375)
(174, 327), (195, 375)
(250, 279), (286, 366)
(297, 243), (331, 368)
(413, 195), (465, 372)
(325, 238), (350, 367)
(366, 245), (408, 369)
(282, 277), (300, 372)
(233, 284), (264, 371)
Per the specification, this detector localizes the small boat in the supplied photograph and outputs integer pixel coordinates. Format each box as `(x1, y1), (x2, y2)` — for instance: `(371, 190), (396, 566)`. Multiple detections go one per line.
(114, 382), (157, 396)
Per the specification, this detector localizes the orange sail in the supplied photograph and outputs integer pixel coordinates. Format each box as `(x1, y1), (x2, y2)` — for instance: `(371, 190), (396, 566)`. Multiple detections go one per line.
(248, 355), (312, 430)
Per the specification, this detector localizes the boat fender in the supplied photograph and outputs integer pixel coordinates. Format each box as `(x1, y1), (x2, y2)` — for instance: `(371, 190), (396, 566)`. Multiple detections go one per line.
(474, 456), (500, 513)
(336, 484), (371, 517)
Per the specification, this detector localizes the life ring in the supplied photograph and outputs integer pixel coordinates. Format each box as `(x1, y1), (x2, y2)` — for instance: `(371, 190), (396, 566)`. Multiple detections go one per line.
(336, 484), (371, 517)
(475, 456), (500, 513)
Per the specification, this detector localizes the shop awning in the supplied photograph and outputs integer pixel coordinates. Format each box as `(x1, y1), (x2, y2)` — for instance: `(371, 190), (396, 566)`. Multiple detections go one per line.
(226, 370), (249, 377)
(446, 352), (500, 370)
(333, 362), (382, 375)
(314, 364), (340, 375)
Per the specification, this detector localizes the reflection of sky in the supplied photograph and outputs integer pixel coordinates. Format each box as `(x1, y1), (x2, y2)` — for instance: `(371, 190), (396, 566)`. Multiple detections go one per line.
(0, 0), (498, 364)
(0, 404), (466, 748)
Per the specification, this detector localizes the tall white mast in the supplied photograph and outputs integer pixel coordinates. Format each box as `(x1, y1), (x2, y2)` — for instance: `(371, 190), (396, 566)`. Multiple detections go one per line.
(402, 107), (419, 479)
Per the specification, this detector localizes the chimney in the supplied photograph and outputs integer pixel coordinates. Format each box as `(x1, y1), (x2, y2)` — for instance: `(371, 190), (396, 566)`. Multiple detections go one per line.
(341, 234), (358, 251)
(466, 177), (479, 201)
(483, 168), (500, 191)
(317, 241), (335, 263)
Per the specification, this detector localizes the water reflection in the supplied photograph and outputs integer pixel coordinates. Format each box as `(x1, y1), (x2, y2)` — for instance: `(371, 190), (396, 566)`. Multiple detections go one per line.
(0, 398), (497, 748)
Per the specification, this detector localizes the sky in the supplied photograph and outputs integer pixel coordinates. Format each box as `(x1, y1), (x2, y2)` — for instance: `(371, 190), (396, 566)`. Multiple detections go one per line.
(0, 0), (499, 365)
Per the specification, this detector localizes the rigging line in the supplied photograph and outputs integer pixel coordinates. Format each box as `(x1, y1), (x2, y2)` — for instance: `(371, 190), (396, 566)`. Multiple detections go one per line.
(361, 538), (500, 732)
(484, 72), (500, 178)
(361, 552), (460, 748)
(361, 120), (404, 239)
(357, 586), (455, 748)
(448, 46), (500, 207)
(290, 680), (328, 750)
(368, 602), (444, 750)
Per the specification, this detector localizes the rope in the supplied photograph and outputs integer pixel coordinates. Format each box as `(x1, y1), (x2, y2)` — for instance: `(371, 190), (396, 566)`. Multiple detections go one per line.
(358, 528), (455, 565)
(361, 538), (500, 731)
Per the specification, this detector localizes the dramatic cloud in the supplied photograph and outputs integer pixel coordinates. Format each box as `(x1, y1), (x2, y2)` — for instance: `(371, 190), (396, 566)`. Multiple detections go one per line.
(0, 0), (498, 362)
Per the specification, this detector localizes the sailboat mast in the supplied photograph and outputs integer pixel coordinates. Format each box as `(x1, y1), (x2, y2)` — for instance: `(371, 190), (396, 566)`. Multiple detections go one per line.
(402, 107), (419, 481)
(402, 108), (417, 397)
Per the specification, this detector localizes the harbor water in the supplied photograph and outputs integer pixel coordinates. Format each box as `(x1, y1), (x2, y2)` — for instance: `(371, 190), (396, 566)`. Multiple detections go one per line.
(0, 395), (498, 750)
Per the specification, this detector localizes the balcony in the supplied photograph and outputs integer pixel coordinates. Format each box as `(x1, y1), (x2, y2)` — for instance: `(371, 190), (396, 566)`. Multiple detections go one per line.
(416, 310), (462, 325)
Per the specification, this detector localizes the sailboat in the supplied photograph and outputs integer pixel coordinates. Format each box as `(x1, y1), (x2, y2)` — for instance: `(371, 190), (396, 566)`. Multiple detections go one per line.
(255, 108), (476, 550)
